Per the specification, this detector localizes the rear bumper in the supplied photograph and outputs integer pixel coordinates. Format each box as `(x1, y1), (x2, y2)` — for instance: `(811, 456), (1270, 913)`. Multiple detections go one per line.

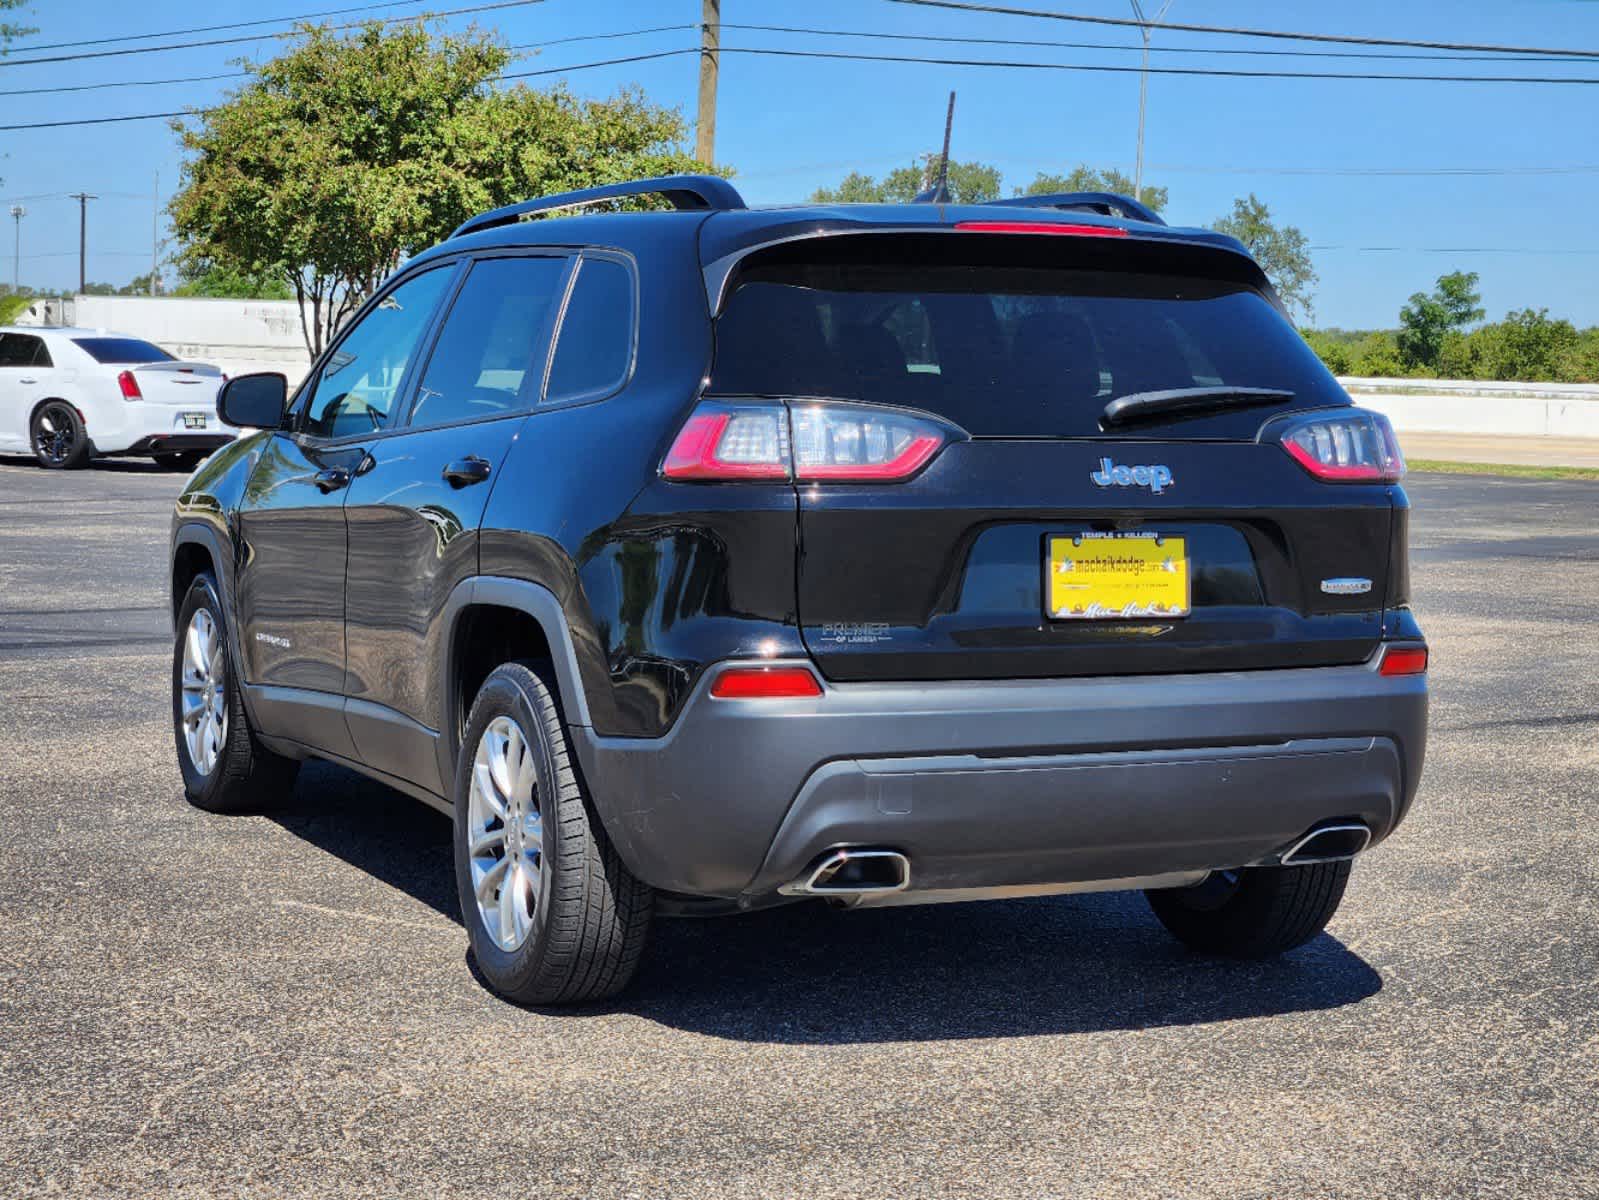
(573, 658), (1428, 901)
(117, 432), (235, 457)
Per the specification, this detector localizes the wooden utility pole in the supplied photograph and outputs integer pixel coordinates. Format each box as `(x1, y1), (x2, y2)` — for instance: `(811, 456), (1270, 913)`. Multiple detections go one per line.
(69, 192), (97, 295)
(695, 0), (720, 165)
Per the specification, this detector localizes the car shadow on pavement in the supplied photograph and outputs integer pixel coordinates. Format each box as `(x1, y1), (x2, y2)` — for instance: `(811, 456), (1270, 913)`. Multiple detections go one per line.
(273, 761), (1382, 1044)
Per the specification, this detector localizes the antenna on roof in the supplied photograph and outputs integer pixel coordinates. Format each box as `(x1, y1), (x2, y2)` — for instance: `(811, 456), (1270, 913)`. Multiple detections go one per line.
(914, 91), (957, 204)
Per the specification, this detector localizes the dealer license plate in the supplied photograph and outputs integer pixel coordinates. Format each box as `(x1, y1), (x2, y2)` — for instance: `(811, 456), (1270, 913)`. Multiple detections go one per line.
(1046, 532), (1190, 620)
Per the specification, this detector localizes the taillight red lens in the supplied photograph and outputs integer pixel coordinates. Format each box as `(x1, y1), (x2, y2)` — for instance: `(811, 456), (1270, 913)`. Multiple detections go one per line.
(117, 370), (142, 401)
(1275, 408), (1405, 483)
(661, 406), (789, 480)
(1379, 646), (1428, 676)
(709, 665), (824, 699)
(662, 401), (949, 483)
(954, 220), (1128, 238)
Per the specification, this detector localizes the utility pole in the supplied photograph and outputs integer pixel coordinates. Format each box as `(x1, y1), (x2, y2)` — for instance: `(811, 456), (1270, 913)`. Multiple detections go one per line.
(1129, 0), (1174, 201)
(9, 205), (23, 295)
(68, 192), (97, 295)
(695, 0), (719, 165)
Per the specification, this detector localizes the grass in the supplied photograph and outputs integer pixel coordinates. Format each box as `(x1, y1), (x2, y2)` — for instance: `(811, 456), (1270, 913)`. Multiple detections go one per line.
(1408, 458), (1599, 481)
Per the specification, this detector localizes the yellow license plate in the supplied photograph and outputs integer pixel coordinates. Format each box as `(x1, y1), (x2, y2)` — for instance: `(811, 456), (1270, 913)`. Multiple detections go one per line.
(1047, 533), (1190, 620)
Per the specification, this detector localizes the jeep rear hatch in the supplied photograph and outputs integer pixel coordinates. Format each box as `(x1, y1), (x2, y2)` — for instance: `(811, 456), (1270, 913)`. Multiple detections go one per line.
(700, 230), (1398, 682)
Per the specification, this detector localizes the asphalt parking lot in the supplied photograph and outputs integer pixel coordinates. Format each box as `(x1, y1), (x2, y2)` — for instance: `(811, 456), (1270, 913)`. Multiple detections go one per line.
(1, 454), (1596, 1198)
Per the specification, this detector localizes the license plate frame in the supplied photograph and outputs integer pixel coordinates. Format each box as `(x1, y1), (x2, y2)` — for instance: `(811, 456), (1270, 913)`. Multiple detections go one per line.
(182, 413), (208, 430)
(1045, 531), (1191, 621)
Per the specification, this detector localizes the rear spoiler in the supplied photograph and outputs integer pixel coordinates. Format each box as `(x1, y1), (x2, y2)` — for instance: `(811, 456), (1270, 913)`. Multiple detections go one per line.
(700, 221), (1276, 319)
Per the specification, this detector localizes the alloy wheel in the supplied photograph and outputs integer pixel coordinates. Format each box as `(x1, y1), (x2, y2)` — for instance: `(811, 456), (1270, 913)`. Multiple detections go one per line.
(33, 403), (78, 466)
(178, 608), (228, 775)
(466, 716), (544, 952)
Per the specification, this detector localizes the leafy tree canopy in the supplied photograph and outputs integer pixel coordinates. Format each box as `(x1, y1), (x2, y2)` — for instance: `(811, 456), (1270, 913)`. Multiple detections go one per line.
(1, 0), (33, 50)
(174, 264), (293, 300)
(1210, 194), (1318, 322)
(1397, 270), (1485, 370)
(812, 154), (1002, 205)
(170, 20), (715, 355)
(1018, 166), (1167, 215)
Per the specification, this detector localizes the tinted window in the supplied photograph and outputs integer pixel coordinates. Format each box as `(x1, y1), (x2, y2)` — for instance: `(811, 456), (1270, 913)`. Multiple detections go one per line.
(409, 256), (568, 429)
(0, 334), (50, 368)
(303, 268), (452, 439)
(710, 262), (1342, 437)
(72, 337), (172, 364)
(545, 256), (634, 404)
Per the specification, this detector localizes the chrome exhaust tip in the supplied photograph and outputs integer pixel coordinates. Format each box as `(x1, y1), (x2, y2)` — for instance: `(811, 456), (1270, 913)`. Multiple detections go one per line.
(1279, 822), (1372, 866)
(780, 848), (911, 896)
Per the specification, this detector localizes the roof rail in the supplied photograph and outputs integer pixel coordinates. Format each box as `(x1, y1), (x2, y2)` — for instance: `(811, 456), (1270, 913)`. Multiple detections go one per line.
(983, 191), (1166, 227)
(451, 174), (745, 240)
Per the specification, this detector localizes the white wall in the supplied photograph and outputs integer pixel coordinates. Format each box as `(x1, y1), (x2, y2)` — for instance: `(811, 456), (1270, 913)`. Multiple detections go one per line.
(1339, 378), (1599, 439)
(64, 295), (314, 385)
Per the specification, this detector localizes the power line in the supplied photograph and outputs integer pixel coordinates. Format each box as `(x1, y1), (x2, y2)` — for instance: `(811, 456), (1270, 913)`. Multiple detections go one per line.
(727, 21), (1599, 64)
(0, 0), (548, 68)
(16, 1), (431, 53)
(1311, 245), (1599, 255)
(710, 44), (1599, 85)
(0, 25), (696, 97)
(886, 0), (1599, 60)
(14, 37), (1599, 132)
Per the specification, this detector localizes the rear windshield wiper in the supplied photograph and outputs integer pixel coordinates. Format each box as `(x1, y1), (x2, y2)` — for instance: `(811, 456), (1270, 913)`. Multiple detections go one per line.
(1101, 386), (1294, 428)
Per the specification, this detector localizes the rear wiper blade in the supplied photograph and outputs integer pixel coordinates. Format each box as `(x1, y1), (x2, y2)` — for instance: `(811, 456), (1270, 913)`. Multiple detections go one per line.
(1101, 386), (1295, 427)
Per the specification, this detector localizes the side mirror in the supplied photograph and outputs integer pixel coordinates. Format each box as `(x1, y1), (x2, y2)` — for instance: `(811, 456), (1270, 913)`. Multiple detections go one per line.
(217, 372), (289, 431)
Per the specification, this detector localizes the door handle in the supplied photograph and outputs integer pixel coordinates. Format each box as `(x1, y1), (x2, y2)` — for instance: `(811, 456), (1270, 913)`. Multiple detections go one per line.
(18, 377), (36, 384)
(442, 456), (492, 488)
(313, 467), (351, 493)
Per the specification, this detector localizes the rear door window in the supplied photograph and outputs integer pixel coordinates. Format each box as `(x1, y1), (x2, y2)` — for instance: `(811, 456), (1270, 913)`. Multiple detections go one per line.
(709, 259), (1342, 438)
(408, 255), (569, 429)
(545, 255), (635, 405)
(0, 334), (51, 368)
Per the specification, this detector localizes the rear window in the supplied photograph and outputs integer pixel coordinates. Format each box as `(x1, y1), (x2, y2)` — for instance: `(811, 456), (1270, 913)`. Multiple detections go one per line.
(709, 261), (1343, 437)
(72, 337), (174, 365)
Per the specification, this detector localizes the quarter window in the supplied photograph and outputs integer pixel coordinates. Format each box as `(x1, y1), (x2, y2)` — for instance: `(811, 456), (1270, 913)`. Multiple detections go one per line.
(409, 255), (569, 429)
(302, 267), (452, 439)
(545, 256), (635, 404)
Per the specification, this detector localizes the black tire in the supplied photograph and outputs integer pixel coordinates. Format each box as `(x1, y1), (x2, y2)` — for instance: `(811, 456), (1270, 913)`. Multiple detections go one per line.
(453, 661), (652, 1005)
(31, 400), (89, 469)
(172, 572), (299, 813)
(154, 451), (205, 472)
(1145, 860), (1352, 958)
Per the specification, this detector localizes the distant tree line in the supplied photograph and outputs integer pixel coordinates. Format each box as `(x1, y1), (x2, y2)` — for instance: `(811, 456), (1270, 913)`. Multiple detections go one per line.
(810, 158), (1318, 320)
(1303, 271), (1599, 383)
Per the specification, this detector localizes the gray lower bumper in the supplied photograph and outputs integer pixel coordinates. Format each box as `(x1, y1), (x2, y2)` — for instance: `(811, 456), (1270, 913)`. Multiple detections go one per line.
(572, 660), (1427, 901)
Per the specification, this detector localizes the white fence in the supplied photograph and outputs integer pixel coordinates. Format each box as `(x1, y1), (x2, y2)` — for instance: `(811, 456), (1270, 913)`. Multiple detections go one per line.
(1339, 377), (1599, 439)
(55, 295), (314, 384)
(20, 297), (1599, 439)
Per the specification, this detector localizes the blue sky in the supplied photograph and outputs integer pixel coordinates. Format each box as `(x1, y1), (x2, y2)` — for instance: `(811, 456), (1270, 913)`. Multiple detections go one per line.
(3, 0), (1597, 327)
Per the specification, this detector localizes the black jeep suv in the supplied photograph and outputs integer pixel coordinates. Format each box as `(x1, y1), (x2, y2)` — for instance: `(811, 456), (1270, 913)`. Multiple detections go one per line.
(171, 175), (1427, 1004)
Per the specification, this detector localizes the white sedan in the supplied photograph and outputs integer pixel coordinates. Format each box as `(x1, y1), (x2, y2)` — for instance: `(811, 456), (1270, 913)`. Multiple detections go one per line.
(0, 325), (237, 470)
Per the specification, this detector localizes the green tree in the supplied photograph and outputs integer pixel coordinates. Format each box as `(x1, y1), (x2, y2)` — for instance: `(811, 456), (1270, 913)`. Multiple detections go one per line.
(171, 20), (714, 356)
(812, 154), (1002, 204)
(1210, 194), (1318, 322)
(81, 281), (119, 296)
(1, 1), (33, 50)
(1018, 166), (1167, 215)
(1396, 270), (1484, 372)
(173, 264), (292, 300)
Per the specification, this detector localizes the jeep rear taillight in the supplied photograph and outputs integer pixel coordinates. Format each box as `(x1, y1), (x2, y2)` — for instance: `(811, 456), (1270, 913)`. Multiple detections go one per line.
(117, 370), (142, 401)
(662, 401), (949, 483)
(1273, 408), (1405, 483)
